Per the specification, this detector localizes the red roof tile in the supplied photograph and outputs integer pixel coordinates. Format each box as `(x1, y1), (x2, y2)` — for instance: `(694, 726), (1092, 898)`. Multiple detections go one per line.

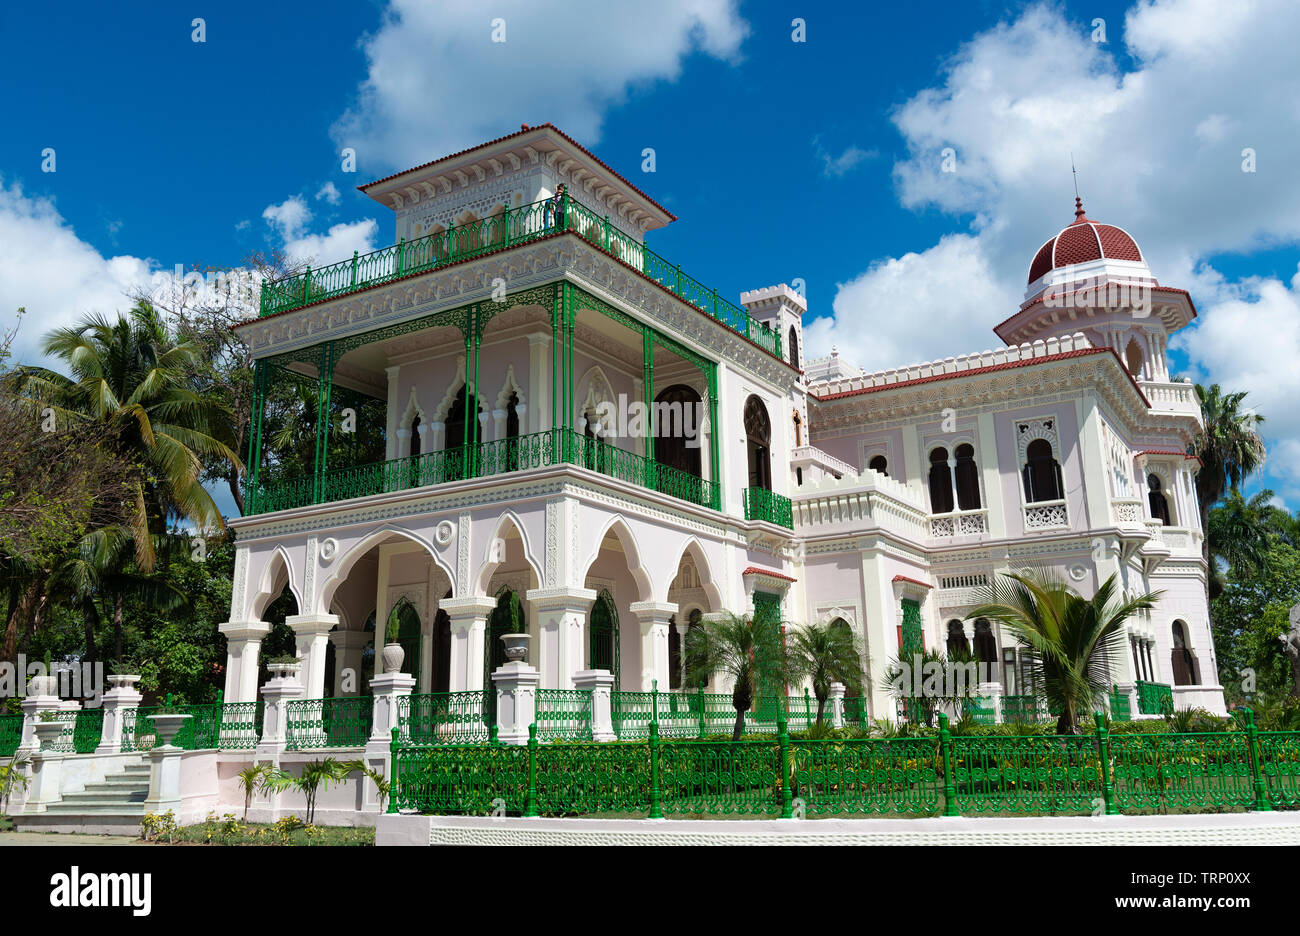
(741, 567), (797, 582)
(891, 575), (932, 589)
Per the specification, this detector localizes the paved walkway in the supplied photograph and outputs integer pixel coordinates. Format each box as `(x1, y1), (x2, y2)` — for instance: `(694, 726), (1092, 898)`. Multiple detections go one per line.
(0, 831), (139, 846)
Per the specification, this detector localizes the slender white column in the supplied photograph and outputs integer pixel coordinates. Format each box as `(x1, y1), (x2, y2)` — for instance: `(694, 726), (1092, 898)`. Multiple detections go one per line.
(219, 621), (271, 704)
(285, 613), (339, 700)
(527, 588), (597, 690)
(441, 597), (497, 691)
(629, 600), (678, 691)
(330, 629), (371, 696)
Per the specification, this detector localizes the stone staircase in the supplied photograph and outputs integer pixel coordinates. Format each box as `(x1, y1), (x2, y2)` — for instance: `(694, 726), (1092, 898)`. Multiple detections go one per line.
(15, 760), (151, 835)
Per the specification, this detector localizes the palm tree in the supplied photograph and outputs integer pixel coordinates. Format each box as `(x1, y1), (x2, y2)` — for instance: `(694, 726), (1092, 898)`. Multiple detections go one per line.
(682, 611), (792, 742)
(1206, 489), (1275, 600)
(1193, 384), (1266, 575)
(968, 569), (1160, 735)
(13, 301), (240, 570)
(787, 621), (863, 724)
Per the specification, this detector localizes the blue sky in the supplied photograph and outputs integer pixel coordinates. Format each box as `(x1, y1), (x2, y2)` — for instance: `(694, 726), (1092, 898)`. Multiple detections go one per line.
(2, 0), (1298, 512)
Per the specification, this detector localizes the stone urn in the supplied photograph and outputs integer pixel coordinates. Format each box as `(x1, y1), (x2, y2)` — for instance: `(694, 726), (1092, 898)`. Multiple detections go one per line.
(267, 661), (302, 681)
(500, 633), (532, 664)
(32, 718), (67, 752)
(148, 713), (192, 748)
(107, 674), (141, 690)
(381, 643), (406, 674)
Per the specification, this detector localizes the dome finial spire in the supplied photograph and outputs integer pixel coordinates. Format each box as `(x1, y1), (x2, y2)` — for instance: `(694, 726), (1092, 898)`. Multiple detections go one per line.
(1071, 154), (1086, 221)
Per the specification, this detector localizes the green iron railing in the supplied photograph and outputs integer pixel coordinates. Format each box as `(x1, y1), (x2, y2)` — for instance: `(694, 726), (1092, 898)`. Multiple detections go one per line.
(285, 697), (373, 750)
(43, 710), (99, 754)
(535, 690), (594, 743)
(1136, 680), (1175, 716)
(1109, 684), (1132, 721)
(120, 707), (163, 753)
(390, 709), (1300, 819)
(1001, 694), (1049, 724)
(0, 714), (21, 758)
(398, 691), (491, 745)
(246, 428), (720, 516)
(612, 686), (736, 740)
(743, 487), (794, 529)
(842, 696), (869, 726)
(964, 696), (996, 726)
(258, 194), (781, 359)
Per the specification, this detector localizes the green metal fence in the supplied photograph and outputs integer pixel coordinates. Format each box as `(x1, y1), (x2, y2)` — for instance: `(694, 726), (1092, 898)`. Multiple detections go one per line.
(1136, 680), (1175, 716)
(742, 487), (794, 529)
(285, 697), (373, 750)
(399, 691), (491, 745)
(43, 710), (98, 754)
(390, 710), (1300, 819)
(120, 707), (163, 753)
(534, 689), (594, 742)
(613, 687), (735, 740)
(257, 193), (781, 359)
(1109, 685), (1132, 721)
(0, 714), (21, 758)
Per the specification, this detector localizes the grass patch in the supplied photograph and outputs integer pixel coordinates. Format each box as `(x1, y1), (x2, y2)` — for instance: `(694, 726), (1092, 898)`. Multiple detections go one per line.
(0, 816), (14, 832)
(141, 812), (372, 846)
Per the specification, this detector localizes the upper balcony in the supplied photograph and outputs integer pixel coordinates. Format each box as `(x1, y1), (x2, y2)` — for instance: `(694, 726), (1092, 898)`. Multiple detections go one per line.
(257, 193), (782, 360)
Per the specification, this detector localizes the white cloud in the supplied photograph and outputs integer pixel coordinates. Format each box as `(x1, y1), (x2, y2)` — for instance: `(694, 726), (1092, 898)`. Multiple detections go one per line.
(806, 0), (1300, 491)
(332, 0), (748, 171)
(261, 194), (378, 266)
(815, 140), (876, 178)
(0, 178), (155, 365)
(316, 181), (342, 205)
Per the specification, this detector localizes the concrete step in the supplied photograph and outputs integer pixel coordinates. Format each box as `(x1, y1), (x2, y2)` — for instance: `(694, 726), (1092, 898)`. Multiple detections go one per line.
(59, 789), (148, 805)
(15, 809), (146, 836)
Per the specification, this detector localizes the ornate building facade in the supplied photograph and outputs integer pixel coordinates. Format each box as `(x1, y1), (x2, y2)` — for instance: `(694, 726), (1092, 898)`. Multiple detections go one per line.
(222, 124), (1225, 721)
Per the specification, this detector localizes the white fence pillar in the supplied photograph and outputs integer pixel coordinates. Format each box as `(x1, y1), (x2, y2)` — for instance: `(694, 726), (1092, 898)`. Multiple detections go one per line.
(256, 667), (305, 758)
(96, 676), (143, 754)
(829, 682), (846, 729)
(574, 669), (615, 741)
(491, 661), (540, 745)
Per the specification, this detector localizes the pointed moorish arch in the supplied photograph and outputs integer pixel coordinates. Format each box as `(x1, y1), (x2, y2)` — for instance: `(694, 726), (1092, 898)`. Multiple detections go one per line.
(319, 526), (454, 614)
(430, 356), (480, 424)
(494, 364), (526, 411)
(662, 537), (723, 610)
(473, 511), (545, 597)
(576, 364), (615, 434)
(581, 515), (653, 603)
(250, 547), (301, 621)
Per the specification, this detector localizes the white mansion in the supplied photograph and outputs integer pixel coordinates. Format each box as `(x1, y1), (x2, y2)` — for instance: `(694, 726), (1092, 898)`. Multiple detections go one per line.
(222, 123), (1225, 722)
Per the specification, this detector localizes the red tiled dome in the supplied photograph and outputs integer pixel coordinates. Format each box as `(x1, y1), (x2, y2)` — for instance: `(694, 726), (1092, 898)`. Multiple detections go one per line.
(1028, 198), (1143, 284)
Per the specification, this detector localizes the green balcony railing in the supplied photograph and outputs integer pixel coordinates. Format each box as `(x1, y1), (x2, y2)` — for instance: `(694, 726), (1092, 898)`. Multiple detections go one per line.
(535, 689), (594, 743)
(258, 194), (781, 358)
(1136, 679), (1174, 716)
(246, 428), (720, 516)
(743, 487), (793, 529)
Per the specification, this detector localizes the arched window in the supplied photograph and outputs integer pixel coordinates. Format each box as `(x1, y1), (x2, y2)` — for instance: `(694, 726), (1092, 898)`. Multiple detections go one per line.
(432, 593), (452, 694)
(388, 597), (422, 687)
(1147, 474), (1171, 525)
(946, 620), (970, 657)
(973, 618), (997, 666)
(928, 447), (954, 513)
(954, 443), (981, 510)
(1171, 620), (1199, 686)
(444, 385), (481, 451)
(788, 326), (800, 369)
(654, 384), (703, 480)
(743, 395), (772, 490)
(1125, 338), (1143, 378)
(686, 609), (707, 689)
(668, 615), (682, 690)
(1022, 438), (1064, 502)
(868, 455), (888, 477)
(589, 589), (620, 690)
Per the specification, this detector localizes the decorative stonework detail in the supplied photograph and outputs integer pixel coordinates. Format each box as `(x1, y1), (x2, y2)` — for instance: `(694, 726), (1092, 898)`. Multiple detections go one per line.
(435, 520), (456, 546)
(1024, 503), (1069, 529)
(1015, 417), (1060, 462)
(545, 499), (561, 587)
(303, 536), (319, 612)
(232, 546), (249, 620)
(319, 538), (339, 563)
(457, 511), (472, 594)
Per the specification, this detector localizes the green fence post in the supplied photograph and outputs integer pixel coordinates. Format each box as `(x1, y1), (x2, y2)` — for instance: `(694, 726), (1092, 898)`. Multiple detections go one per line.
(603, 214), (610, 250)
(697, 683), (706, 739)
(1243, 707), (1273, 812)
(387, 726), (399, 814)
(1095, 710), (1118, 815)
(938, 712), (958, 817)
(525, 722), (539, 817)
(652, 679), (659, 724)
(804, 687), (813, 728)
(649, 719), (663, 819)
(302, 266), (311, 304)
(778, 715), (793, 818)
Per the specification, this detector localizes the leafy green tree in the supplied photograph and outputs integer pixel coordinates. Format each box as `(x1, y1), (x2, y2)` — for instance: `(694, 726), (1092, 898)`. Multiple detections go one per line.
(787, 620), (864, 723)
(14, 301), (240, 568)
(969, 570), (1159, 735)
(1211, 538), (1300, 705)
(682, 611), (793, 741)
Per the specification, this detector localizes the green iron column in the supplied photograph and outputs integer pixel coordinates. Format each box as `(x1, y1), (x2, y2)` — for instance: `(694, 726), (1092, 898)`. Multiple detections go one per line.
(472, 303), (482, 479)
(642, 328), (654, 485)
(461, 310), (473, 478)
(551, 283), (561, 458)
(312, 342), (336, 504)
(245, 360), (267, 513)
(707, 362), (720, 510)
(566, 283), (576, 461)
